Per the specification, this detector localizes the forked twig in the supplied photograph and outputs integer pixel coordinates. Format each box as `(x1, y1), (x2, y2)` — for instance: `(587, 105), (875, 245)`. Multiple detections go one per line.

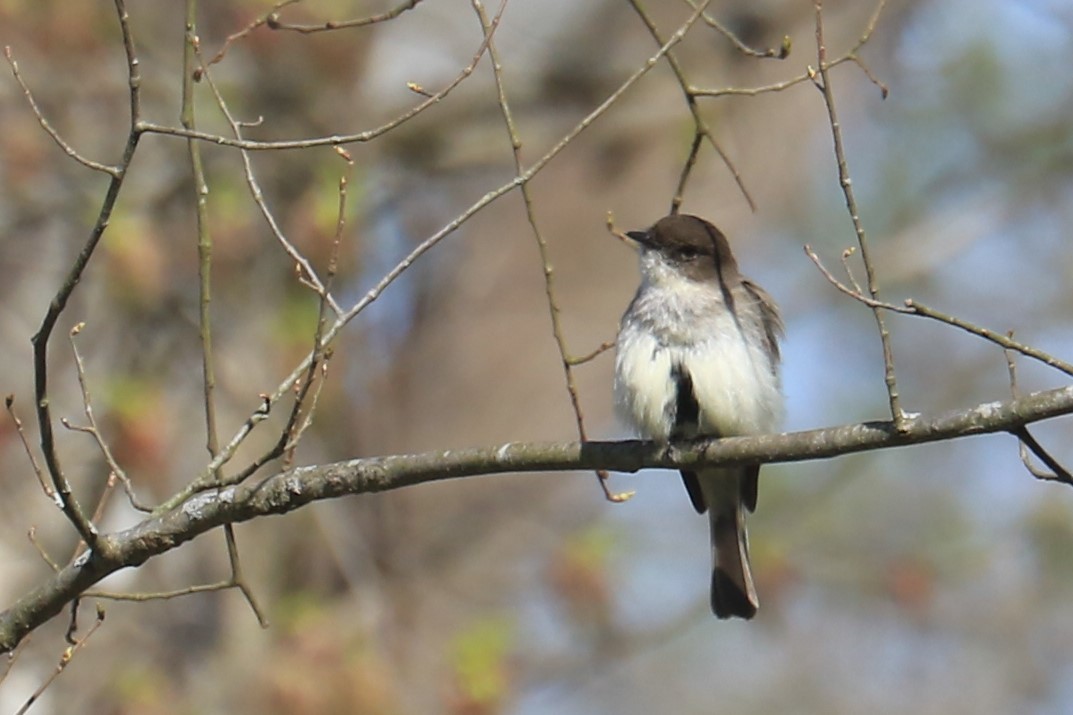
(628, 0), (755, 214)
(3, 47), (121, 177)
(691, 0), (887, 100)
(183, 0), (267, 628)
(567, 342), (615, 367)
(806, 245), (1073, 379)
(284, 149), (351, 466)
(63, 324), (150, 512)
(1005, 346), (1073, 485)
(207, 0), (301, 67)
(15, 605), (105, 715)
(812, 0), (904, 428)
(142, 2), (500, 154)
(156, 0), (712, 513)
(472, 0), (635, 502)
(193, 38), (342, 317)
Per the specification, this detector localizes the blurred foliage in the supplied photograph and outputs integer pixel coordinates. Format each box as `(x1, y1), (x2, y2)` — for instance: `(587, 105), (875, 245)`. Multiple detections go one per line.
(448, 617), (515, 715)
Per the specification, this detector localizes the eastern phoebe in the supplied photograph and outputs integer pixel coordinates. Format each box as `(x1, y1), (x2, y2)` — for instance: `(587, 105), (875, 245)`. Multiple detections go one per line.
(614, 214), (783, 619)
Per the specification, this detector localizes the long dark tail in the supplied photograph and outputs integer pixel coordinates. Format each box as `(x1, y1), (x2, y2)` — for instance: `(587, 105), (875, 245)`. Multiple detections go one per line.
(709, 494), (758, 619)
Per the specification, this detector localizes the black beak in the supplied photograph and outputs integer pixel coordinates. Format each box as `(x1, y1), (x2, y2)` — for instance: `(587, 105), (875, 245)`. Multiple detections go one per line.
(626, 230), (650, 246)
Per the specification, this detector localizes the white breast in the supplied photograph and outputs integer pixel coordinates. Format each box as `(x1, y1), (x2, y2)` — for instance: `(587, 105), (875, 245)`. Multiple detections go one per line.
(614, 271), (782, 442)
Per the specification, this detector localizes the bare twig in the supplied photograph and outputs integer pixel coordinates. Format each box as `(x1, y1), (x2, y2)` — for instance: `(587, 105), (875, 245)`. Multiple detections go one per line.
(628, 0), (755, 213)
(183, 0), (268, 629)
(86, 581), (234, 601)
(27, 0), (146, 552)
(690, 71), (820, 98)
(63, 325), (149, 511)
(473, 0), (634, 503)
(1005, 346), (1073, 484)
(268, 0), (425, 33)
(222, 526), (269, 627)
(8, 379), (1073, 654)
(15, 605), (104, 715)
(671, 131), (704, 216)
(186, 35), (368, 491)
(840, 246), (864, 294)
(155, 0), (708, 513)
(1011, 426), (1073, 486)
(806, 245), (1073, 378)
(138, 6), (499, 154)
(5, 396), (55, 504)
(605, 212), (637, 247)
(906, 301), (1073, 377)
(206, 0), (300, 67)
(27, 527), (61, 572)
(683, 0), (791, 59)
(691, 0), (887, 100)
(567, 342), (615, 367)
(3, 47), (121, 177)
(0, 634), (29, 687)
(193, 39), (343, 318)
(812, 0), (904, 428)
(284, 150), (351, 466)
(286, 361), (331, 464)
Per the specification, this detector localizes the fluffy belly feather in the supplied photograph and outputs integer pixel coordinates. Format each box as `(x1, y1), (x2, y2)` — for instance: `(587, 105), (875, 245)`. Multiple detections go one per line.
(614, 320), (781, 441)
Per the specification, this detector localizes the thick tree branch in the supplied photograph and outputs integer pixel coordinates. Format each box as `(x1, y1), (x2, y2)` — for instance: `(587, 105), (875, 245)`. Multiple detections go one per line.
(2, 383), (1072, 653)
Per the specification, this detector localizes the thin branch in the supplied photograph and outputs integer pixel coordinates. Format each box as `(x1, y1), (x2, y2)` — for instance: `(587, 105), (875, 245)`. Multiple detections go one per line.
(691, 55), (857, 98)
(193, 37), (342, 317)
(154, 0), (710, 513)
(86, 581), (235, 601)
(691, 0), (887, 100)
(566, 341), (615, 367)
(206, 0), (300, 67)
(805, 245), (1073, 378)
(137, 7), (499, 153)
(905, 301), (1073, 377)
(181, 30), (382, 493)
(283, 151), (351, 464)
(7, 381), (1073, 654)
(268, 0), (424, 33)
(1011, 426), (1073, 486)
(286, 361), (331, 463)
(5, 396), (55, 505)
(628, 0), (755, 213)
(28, 0), (145, 555)
(813, 0), (903, 427)
(473, 0), (633, 503)
(222, 526), (269, 627)
(0, 634), (30, 687)
(682, 0), (791, 59)
(14, 605), (104, 715)
(1005, 347), (1073, 484)
(28, 527), (61, 573)
(182, 10), (221, 469)
(670, 131), (704, 216)
(64, 325), (149, 511)
(840, 246), (864, 294)
(3, 47), (121, 177)
(184, 0), (267, 630)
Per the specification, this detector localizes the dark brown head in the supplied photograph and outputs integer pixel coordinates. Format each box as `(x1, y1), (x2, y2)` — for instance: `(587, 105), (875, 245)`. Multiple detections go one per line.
(628, 214), (740, 283)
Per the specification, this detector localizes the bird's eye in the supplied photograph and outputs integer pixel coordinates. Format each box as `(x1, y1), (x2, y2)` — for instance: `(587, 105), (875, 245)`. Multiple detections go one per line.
(677, 247), (700, 261)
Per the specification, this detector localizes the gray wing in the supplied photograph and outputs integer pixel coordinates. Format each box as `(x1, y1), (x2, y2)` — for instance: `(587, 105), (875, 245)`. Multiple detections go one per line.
(741, 279), (783, 367)
(739, 279), (781, 513)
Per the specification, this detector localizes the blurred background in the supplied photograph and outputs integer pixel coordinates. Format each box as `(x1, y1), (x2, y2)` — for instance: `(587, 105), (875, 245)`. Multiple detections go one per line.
(3, 0), (1073, 713)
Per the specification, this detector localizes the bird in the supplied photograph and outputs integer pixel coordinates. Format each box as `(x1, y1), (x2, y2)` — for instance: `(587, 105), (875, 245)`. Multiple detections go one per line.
(614, 213), (783, 619)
